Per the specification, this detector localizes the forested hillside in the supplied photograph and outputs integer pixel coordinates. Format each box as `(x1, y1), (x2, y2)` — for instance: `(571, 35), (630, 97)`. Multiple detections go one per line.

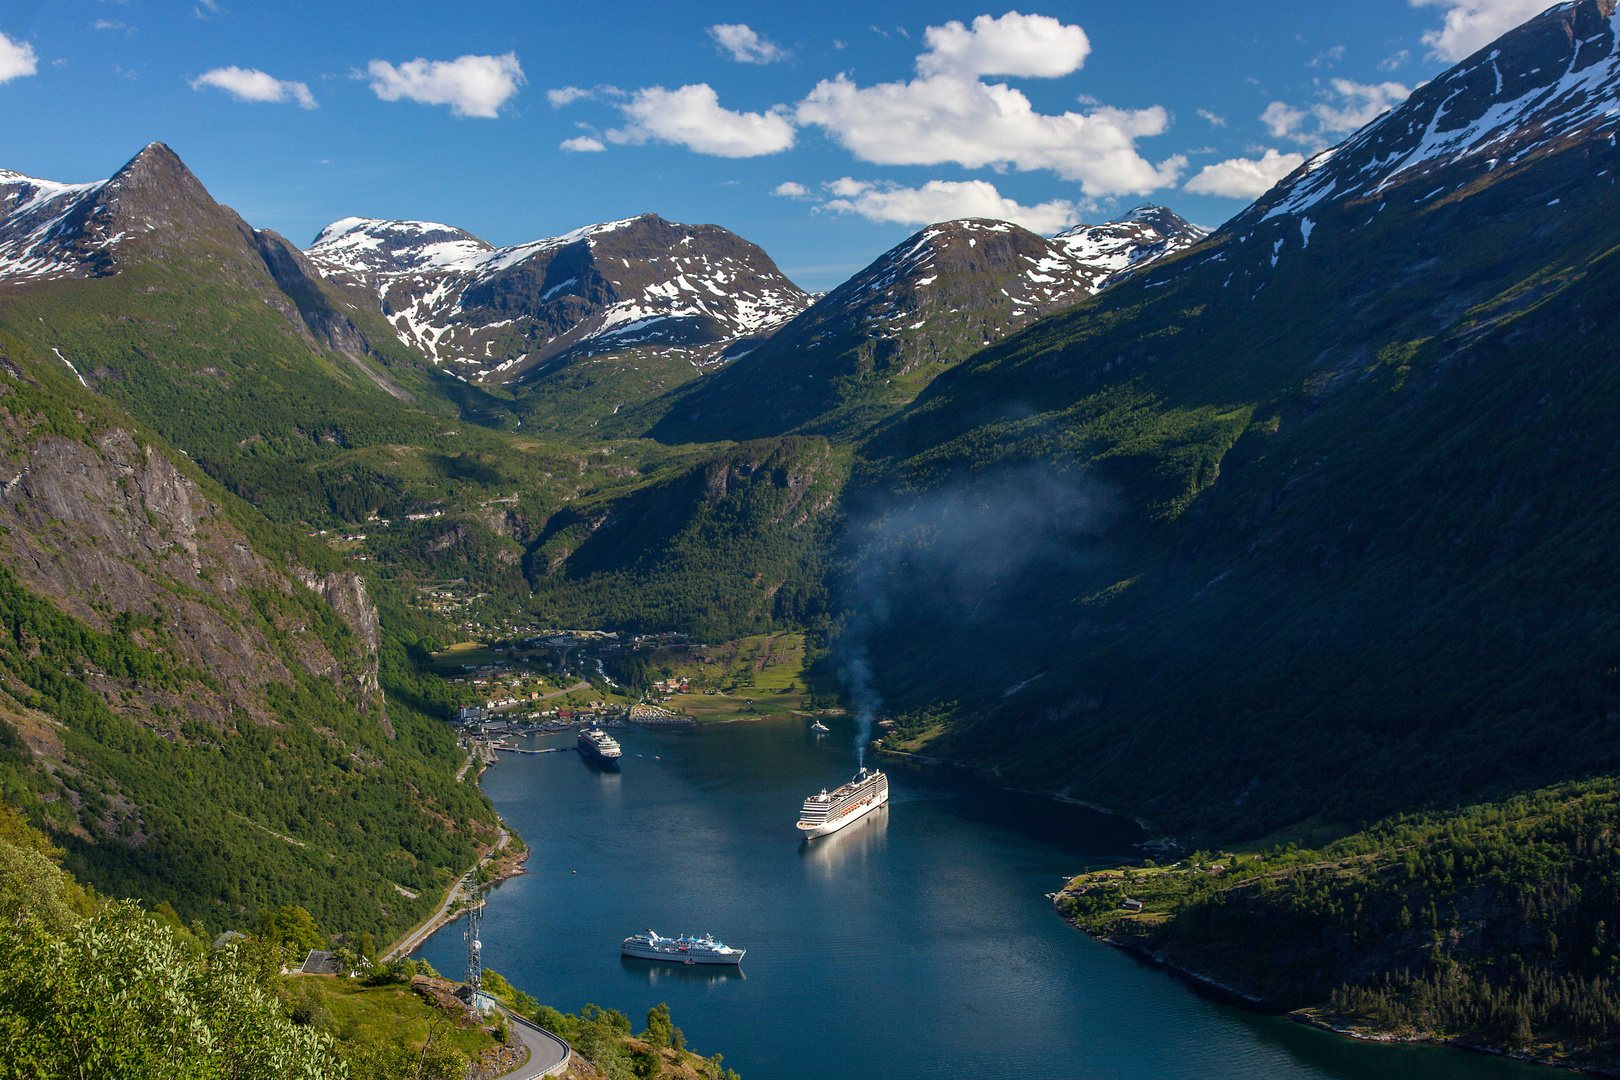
(1059, 777), (1620, 1071)
(859, 0), (1620, 837)
(0, 332), (501, 939)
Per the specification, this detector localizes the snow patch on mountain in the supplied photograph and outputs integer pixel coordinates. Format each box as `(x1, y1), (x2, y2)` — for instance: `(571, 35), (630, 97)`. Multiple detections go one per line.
(306, 213), (810, 380)
(0, 171), (111, 282)
(1246, 1), (1620, 228)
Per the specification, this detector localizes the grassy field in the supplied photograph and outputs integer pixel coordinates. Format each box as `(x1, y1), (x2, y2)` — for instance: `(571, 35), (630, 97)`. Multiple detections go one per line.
(290, 976), (502, 1059)
(650, 633), (820, 723)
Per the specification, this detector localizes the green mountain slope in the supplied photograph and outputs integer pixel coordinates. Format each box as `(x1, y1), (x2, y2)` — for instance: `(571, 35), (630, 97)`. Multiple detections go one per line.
(1060, 777), (1620, 1071)
(628, 211), (1203, 446)
(857, 0), (1620, 837)
(0, 157), (510, 937)
(524, 436), (843, 642)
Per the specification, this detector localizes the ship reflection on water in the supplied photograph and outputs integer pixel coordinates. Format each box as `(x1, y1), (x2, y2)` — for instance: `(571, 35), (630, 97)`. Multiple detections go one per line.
(620, 956), (746, 984)
(800, 802), (888, 876)
(579, 752), (621, 775)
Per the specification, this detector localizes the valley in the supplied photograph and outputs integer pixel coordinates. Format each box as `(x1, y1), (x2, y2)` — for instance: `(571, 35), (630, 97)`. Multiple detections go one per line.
(5, 0), (1620, 1075)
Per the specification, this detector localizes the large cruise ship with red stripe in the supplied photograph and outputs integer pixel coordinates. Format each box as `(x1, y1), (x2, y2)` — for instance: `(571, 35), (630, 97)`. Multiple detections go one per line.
(797, 767), (889, 839)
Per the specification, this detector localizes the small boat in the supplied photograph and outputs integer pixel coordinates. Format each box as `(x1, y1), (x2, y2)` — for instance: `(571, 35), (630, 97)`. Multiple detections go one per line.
(621, 930), (744, 965)
(810, 720), (830, 733)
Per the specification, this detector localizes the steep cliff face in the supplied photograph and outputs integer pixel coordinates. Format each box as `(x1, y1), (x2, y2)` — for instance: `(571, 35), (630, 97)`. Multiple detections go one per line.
(0, 412), (389, 738)
(0, 346), (483, 940)
(291, 566), (390, 734)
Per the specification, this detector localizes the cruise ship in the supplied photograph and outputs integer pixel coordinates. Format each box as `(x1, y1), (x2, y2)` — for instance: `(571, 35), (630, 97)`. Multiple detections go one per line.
(578, 725), (622, 761)
(797, 767), (889, 839)
(621, 931), (744, 965)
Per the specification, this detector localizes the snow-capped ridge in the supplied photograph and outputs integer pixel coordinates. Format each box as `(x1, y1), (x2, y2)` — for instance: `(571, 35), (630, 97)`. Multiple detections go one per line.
(0, 142), (215, 284)
(305, 211), (811, 380)
(1237, 0), (1620, 228)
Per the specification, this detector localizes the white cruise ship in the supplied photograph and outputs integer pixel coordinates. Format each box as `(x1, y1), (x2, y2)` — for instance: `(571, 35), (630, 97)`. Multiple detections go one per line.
(797, 767), (888, 838)
(578, 725), (622, 760)
(621, 931), (744, 965)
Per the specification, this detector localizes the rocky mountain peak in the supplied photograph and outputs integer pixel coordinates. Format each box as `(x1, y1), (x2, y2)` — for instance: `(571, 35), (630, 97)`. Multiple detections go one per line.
(305, 210), (811, 383)
(0, 142), (247, 284)
(97, 141), (232, 239)
(637, 209), (1206, 443)
(1051, 205), (1208, 287)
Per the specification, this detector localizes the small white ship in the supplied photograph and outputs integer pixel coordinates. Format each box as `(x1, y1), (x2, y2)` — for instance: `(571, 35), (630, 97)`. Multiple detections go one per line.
(810, 720), (830, 733)
(578, 725), (622, 760)
(621, 930), (744, 965)
(797, 767), (889, 839)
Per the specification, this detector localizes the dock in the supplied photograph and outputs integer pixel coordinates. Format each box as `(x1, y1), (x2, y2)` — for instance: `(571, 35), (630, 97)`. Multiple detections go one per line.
(494, 745), (577, 756)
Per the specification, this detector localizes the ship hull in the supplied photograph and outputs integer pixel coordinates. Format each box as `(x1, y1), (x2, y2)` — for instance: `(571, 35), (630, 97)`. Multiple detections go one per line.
(797, 786), (889, 839)
(621, 943), (744, 965)
(578, 733), (622, 761)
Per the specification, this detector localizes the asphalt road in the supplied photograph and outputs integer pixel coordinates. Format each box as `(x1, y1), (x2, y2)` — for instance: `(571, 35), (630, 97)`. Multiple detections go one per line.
(499, 1010), (571, 1079)
(383, 827), (509, 961)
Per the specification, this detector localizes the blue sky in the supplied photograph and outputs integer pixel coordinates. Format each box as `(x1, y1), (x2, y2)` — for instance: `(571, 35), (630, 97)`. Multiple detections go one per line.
(0, 0), (1551, 290)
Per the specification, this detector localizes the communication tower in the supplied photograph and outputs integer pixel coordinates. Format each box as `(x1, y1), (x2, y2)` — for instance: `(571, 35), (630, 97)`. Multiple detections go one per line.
(464, 885), (484, 998)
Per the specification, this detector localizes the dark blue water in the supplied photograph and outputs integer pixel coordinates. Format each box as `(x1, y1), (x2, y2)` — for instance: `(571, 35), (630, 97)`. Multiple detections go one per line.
(416, 718), (1548, 1080)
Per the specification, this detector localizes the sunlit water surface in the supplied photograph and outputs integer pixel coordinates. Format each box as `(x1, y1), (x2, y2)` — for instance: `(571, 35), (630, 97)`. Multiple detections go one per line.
(416, 717), (1547, 1080)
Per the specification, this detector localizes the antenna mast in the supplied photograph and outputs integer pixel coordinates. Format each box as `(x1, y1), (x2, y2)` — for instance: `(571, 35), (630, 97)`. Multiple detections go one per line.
(464, 886), (484, 1001)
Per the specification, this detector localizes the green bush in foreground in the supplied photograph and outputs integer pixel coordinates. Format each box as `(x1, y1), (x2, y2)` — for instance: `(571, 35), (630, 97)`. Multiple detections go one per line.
(0, 805), (344, 1080)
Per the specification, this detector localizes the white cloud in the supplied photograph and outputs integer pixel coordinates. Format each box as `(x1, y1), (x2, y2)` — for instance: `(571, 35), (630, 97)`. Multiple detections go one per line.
(817, 177), (1081, 233)
(1410, 0), (1548, 62)
(1196, 108), (1227, 127)
(548, 85), (594, 108)
(772, 181), (812, 198)
(92, 19), (133, 33)
(1315, 79), (1411, 132)
(796, 74), (1184, 194)
(1183, 148), (1305, 198)
(1307, 45), (1347, 68)
(607, 84), (795, 157)
(1379, 49), (1411, 72)
(1264, 78), (1410, 148)
(576, 11), (1175, 197)
(366, 53), (524, 118)
(190, 66), (316, 109)
(709, 24), (788, 65)
(560, 136), (606, 152)
(1261, 101), (1310, 141)
(915, 11), (1090, 79)
(0, 31), (38, 84)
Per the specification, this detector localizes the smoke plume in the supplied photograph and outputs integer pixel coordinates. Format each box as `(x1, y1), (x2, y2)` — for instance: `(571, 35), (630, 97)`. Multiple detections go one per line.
(834, 464), (1115, 764)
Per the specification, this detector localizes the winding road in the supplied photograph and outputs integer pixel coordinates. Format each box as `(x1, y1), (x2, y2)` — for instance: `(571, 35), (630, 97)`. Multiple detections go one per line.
(496, 1010), (572, 1079)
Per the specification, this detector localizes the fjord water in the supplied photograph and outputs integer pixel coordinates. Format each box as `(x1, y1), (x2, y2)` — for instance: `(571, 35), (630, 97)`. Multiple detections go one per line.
(416, 719), (1544, 1080)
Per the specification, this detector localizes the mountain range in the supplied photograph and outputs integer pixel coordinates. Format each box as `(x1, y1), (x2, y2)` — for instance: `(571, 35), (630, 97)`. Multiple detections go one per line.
(4, 0), (1620, 1059)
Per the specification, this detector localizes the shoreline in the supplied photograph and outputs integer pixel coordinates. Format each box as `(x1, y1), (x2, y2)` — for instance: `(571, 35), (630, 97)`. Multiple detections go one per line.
(1055, 907), (1617, 1077)
(384, 754), (528, 961)
(875, 745), (1158, 835)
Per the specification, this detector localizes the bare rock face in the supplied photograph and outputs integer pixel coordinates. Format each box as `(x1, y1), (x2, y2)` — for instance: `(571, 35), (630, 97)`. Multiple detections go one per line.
(292, 565), (391, 735)
(0, 416), (388, 738)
